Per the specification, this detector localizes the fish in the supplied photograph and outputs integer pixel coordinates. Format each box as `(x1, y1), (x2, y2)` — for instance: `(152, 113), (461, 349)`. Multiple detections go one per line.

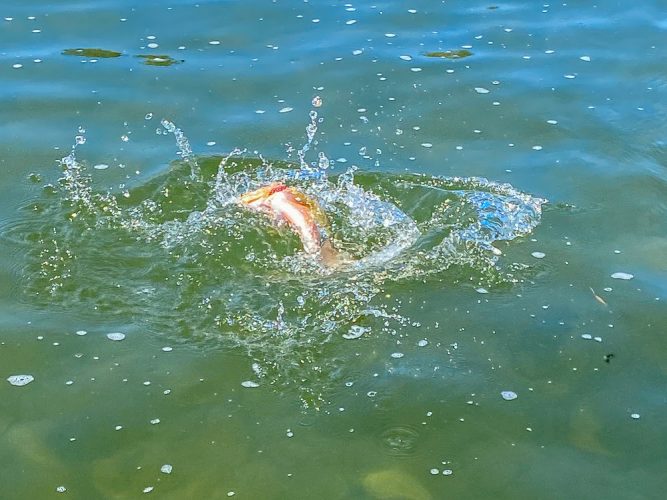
(239, 182), (339, 266)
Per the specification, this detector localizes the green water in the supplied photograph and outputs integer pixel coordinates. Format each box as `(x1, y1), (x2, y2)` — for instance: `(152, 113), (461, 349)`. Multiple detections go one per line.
(2, 0), (666, 498)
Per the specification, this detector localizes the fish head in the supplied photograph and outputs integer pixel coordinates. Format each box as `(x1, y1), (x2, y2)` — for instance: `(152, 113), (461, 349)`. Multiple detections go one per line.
(239, 183), (288, 206)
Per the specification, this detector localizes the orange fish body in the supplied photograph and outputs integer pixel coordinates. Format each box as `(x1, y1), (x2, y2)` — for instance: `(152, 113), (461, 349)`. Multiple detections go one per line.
(240, 183), (331, 257)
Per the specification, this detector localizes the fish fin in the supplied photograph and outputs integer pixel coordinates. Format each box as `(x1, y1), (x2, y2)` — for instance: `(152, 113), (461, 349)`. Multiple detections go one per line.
(319, 239), (341, 268)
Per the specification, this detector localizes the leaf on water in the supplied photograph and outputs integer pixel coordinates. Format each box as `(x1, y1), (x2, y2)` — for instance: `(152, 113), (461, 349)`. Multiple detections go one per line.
(62, 48), (122, 58)
(136, 54), (183, 66)
(589, 287), (608, 306)
(424, 49), (473, 59)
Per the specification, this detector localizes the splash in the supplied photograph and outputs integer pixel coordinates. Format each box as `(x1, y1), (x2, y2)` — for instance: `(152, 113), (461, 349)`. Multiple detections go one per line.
(6, 104), (545, 406)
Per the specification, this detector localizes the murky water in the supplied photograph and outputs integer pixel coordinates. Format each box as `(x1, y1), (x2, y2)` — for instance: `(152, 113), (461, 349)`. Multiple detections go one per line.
(1, 1), (666, 498)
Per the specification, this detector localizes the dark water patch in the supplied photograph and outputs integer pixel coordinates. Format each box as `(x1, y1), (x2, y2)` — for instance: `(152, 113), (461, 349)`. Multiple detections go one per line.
(136, 54), (183, 67)
(424, 50), (473, 59)
(62, 48), (122, 58)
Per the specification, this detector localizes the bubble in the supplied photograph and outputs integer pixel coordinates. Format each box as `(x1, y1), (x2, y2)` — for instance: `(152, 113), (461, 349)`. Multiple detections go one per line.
(145, 113), (153, 120)
(241, 380), (260, 388)
(106, 332), (126, 341)
(7, 375), (34, 386)
(474, 87), (490, 94)
(161, 464), (173, 474)
(501, 390), (518, 401)
(311, 96), (322, 107)
(611, 272), (633, 280)
(531, 251), (545, 258)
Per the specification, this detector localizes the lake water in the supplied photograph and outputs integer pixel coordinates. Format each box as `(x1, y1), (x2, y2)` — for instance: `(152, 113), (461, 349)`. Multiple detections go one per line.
(1, 0), (666, 498)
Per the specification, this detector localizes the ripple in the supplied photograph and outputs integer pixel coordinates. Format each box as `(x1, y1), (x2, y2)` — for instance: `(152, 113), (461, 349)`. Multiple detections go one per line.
(380, 426), (420, 456)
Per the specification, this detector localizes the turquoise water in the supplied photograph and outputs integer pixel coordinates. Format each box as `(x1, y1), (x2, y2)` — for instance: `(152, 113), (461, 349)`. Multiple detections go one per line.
(1, 1), (666, 498)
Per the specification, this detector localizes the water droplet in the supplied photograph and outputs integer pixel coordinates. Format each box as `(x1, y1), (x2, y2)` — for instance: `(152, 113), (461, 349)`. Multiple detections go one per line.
(343, 325), (369, 340)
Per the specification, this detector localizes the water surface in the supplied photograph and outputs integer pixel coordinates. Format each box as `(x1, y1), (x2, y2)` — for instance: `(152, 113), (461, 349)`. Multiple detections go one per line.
(1, 0), (666, 498)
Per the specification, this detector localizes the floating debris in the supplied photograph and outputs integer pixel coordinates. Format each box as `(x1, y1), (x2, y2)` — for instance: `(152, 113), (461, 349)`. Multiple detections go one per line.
(62, 48), (122, 58)
(630, 413), (640, 420)
(56, 486), (67, 493)
(475, 287), (489, 294)
(106, 332), (125, 341)
(136, 54), (183, 66)
(143, 486), (154, 493)
(161, 346), (173, 352)
(417, 339), (428, 347)
(581, 334), (593, 340)
(474, 87), (490, 94)
(75, 330), (87, 336)
(443, 469), (453, 476)
(501, 390), (518, 401)
(531, 251), (545, 259)
(241, 380), (260, 388)
(430, 468), (440, 475)
(425, 49), (473, 59)
(160, 464), (173, 474)
(7, 374), (34, 386)
(611, 272), (634, 280)
(390, 352), (404, 359)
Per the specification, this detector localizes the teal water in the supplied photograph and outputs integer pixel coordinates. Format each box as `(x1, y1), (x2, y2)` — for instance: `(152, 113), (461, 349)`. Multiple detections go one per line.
(1, 1), (666, 498)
